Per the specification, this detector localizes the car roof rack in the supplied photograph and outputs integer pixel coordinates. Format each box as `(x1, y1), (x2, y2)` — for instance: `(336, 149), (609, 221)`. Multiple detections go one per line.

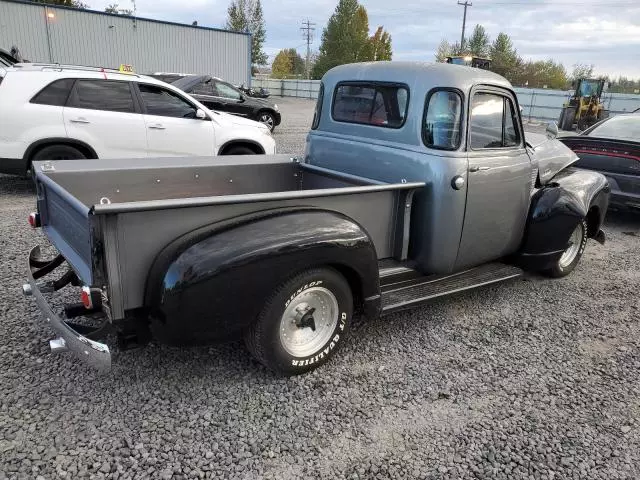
(12, 63), (141, 77)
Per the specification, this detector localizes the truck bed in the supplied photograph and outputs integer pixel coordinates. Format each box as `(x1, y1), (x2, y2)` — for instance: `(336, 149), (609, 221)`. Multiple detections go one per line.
(33, 155), (424, 320)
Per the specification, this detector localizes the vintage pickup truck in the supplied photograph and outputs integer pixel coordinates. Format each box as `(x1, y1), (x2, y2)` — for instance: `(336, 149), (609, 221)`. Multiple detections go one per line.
(23, 62), (609, 375)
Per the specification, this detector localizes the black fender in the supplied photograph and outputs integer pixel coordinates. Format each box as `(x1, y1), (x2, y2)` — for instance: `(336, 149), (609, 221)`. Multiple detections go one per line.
(517, 167), (610, 270)
(145, 209), (380, 344)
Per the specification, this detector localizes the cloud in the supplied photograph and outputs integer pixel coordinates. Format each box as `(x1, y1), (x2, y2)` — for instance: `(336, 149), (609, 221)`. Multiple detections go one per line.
(88, 0), (640, 78)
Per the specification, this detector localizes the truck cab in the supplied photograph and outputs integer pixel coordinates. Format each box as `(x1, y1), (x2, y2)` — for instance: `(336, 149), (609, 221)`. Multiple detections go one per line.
(306, 61), (608, 275)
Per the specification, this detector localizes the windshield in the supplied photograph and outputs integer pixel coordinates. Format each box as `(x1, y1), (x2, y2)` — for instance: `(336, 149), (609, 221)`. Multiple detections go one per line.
(586, 115), (640, 141)
(577, 80), (601, 97)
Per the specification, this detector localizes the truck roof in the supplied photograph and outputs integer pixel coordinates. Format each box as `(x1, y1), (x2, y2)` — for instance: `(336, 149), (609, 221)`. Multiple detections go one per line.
(323, 61), (512, 92)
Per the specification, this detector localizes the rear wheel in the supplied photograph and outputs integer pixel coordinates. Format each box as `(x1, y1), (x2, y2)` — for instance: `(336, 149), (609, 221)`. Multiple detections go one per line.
(223, 145), (257, 155)
(245, 267), (353, 375)
(31, 144), (86, 162)
(545, 220), (587, 278)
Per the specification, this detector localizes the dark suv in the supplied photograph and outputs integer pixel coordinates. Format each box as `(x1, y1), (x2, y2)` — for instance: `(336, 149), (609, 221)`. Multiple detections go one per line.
(172, 75), (281, 131)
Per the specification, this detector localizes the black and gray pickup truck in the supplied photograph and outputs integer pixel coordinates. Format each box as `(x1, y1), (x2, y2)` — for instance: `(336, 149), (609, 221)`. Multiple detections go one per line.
(23, 62), (610, 375)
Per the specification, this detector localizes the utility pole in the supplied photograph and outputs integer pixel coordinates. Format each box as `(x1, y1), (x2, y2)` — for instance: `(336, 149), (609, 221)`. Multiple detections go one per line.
(457, 1), (472, 52)
(301, 19), (316, 79)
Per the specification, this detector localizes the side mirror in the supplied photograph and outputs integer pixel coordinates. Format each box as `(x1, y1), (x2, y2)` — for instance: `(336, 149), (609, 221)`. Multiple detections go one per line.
(239, 94), (246, 102)
(546, 121), (559, 139)
(196, 109), (208, 120)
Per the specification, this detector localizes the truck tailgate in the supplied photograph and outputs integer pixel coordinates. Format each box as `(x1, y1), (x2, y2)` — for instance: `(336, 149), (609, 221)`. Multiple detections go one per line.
(35, 171), (94, 285)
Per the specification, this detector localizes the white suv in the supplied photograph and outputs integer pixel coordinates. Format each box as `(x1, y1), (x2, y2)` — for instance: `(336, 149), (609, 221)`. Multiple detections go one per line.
(0, 64), (276, 175)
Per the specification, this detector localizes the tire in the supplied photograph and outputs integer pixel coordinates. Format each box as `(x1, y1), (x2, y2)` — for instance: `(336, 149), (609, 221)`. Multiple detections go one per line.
(222, 145), (257, 155)
(245, 267), (353, 376)
(257, 111), (276, 132)
(560, 107), (576, 131)
(545, 219), (587, 278)
(31, 144), (86, 162)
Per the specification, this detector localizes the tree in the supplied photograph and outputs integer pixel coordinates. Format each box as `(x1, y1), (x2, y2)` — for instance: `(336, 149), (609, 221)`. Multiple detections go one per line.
(570, 63), (594, 81)
(271, 48), (305, 78)
(489, 32), (519, 81)
(435, 39), (452, 62)
(368, 26), (392, 61)
(312, 0), (392, 79)
(32, 0), (88, 7)
(467, 24), (490, 57)
(105, 3), (133, 14)
(512, 59), (567, 89)
(226, 0), (267, 66)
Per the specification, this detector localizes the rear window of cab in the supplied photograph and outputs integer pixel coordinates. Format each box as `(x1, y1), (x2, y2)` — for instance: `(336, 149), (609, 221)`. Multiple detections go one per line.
(331, 82), (409, 129)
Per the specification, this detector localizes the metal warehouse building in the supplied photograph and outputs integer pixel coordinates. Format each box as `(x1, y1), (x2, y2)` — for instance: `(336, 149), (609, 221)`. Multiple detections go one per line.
(0, 0), (251, 85)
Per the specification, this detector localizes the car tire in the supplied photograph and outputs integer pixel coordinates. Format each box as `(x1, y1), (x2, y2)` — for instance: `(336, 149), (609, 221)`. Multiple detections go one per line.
(545, 219), (587, 278)
(244, 267), (353, 376)
(223, 146), (257, 155)
(257, 111), (276, 132)
(31, 144), (86, 162)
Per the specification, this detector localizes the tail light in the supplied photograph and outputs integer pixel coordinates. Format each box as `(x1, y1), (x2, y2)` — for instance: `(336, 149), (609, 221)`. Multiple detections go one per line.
(81, 286), (102, 310)
(28, 212), (41, 228)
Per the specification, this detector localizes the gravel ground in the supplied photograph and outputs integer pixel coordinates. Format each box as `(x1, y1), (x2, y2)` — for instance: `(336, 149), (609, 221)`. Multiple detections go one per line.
(1, 98), (639, 479)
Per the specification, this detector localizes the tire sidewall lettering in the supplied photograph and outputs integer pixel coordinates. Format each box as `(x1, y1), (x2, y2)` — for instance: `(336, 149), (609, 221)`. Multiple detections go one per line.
(284, 280), (323, 308)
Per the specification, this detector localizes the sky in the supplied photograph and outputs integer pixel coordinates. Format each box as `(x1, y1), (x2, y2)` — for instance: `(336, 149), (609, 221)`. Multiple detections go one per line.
(89, 0), (640, 78)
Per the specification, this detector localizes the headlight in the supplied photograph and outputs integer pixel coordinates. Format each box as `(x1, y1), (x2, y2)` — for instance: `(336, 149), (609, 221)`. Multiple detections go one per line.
(274, 104), (279, 112)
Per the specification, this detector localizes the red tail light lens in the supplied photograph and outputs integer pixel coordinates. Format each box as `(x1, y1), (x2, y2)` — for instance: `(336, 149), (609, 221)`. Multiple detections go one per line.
(81, 287), (93, 309)
(28, 212), (41, 228)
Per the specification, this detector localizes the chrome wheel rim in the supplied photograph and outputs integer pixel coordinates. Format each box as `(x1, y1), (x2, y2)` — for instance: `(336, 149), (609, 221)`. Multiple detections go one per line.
(559, 224), (582, 268)
(279, 287), (339, 357)
(259, 114), (274, 129)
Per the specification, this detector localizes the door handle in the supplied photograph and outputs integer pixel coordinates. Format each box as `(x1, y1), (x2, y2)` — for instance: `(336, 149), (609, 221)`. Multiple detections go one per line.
(148, 124), (166, 130)
(69, 117), (90, 124)
(469, 165), (490, 172)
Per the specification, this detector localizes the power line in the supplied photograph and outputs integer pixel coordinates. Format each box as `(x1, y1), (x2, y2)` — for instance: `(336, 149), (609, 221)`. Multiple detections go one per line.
(301, 19), (316, 80)
(457, 1), (472, 50)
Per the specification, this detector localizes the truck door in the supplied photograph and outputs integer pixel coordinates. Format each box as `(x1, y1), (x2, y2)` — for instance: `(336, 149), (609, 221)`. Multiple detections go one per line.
(455, 89), (532, 269)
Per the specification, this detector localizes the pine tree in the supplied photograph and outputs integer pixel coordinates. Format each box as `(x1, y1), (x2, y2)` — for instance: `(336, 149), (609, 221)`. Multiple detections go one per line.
(226, 0), (267, 66)
(369, 26), (392, 61)
(490, 33), (519, 80)
(312, 0), (391, 79)
(467, 24), (490, 57)
(435, 39), (452, 62)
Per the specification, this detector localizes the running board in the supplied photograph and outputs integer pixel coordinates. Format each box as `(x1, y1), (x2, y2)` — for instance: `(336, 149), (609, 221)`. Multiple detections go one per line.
(381, 263), (523, 314)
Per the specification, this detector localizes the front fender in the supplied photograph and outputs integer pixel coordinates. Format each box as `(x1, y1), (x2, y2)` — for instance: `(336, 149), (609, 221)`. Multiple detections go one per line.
(145, 209), (379, 344)
(518, 167), (609, 270)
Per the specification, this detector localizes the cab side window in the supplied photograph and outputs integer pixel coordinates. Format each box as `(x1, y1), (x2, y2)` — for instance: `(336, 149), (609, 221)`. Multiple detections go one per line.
(332, 83), (409, 129)
(423, 89), (462, 150)
(470, 92), (521, 149)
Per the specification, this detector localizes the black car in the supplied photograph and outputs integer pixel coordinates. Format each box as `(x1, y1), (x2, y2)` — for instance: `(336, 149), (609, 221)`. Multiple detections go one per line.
(560, 113), (640, 212)
(172, 75), (281, 131)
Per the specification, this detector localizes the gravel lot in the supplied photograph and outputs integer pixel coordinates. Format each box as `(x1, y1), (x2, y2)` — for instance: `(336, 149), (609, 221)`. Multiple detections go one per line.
(1, 98), (639, 480)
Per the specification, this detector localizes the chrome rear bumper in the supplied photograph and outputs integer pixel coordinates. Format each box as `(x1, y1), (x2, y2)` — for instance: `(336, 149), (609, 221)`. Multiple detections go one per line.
(24, 246), (111, 372)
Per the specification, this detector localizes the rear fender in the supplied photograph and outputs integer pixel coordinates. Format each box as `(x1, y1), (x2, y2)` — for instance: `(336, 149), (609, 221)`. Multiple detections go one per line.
(145, 209), (380, 344)
(517, 167), (610, 270)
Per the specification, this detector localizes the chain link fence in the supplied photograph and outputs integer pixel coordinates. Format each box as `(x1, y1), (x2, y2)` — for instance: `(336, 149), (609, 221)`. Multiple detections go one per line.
(252, 77), (640, 123)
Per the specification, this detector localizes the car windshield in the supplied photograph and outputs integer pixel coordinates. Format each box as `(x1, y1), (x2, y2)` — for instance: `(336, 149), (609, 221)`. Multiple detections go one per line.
(586, 115), (640, 141)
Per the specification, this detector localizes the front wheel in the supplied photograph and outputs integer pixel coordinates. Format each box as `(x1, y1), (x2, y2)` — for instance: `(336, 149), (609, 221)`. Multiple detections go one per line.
(257, 111), (276, 132)
(545, 220), (587, 278)
(245, 267), (353, 375)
